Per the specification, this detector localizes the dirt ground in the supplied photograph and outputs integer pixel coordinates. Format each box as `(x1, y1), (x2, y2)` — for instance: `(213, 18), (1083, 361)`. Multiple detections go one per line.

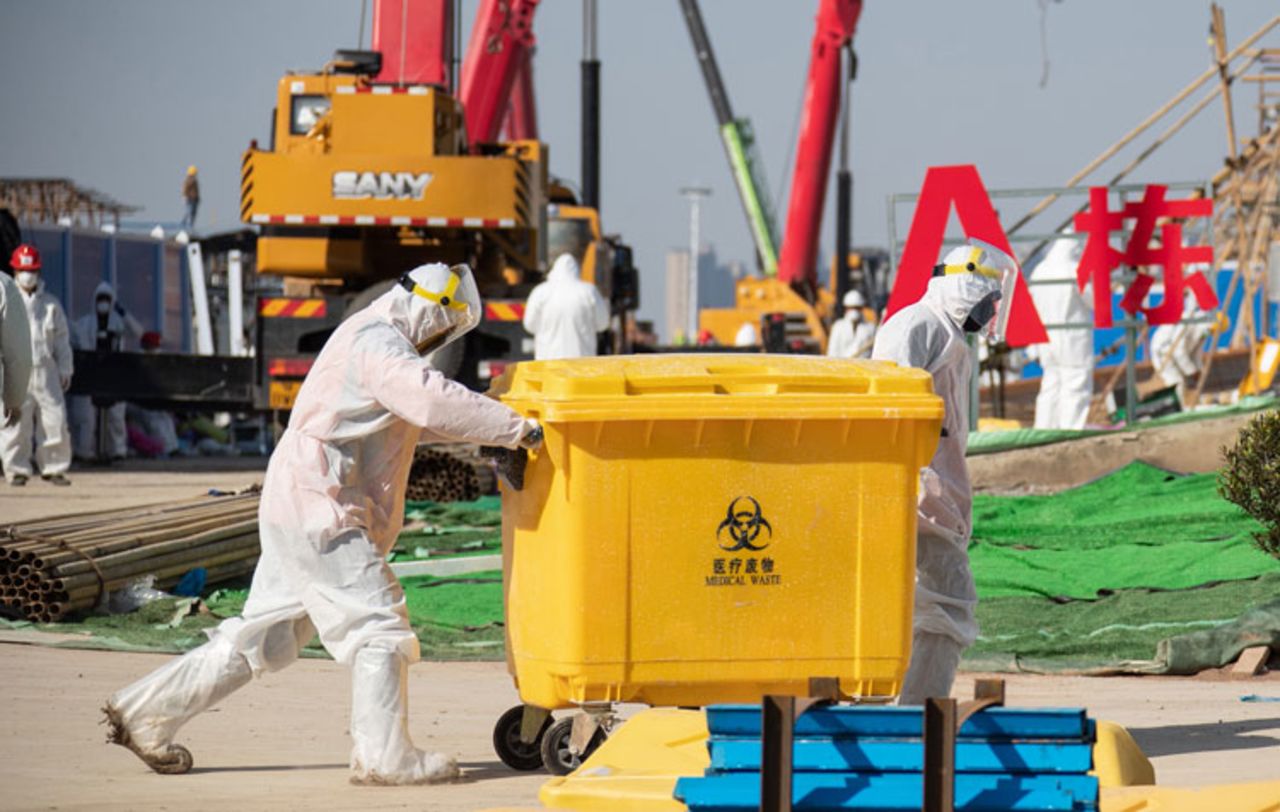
(0, 457), (267, 523)
(969, 410), (1257, 493)
(0, 644), (1278, 811)
(4, 451), (1277, 809)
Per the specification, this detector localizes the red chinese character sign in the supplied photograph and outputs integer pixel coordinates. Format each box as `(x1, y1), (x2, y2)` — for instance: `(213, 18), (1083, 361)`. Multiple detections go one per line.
(1072, 184), (1217, 327)
(887, 165), (1048, 347)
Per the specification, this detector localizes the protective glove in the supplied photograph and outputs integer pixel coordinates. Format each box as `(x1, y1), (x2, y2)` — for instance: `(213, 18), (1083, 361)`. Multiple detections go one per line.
(3, 405), (21, 429)
(518, 418), (543, 451)
(60, 373), (72, 392)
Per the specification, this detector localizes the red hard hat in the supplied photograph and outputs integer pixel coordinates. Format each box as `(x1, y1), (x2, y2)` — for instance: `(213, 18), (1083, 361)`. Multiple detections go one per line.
(141, 331), (163, 350)
(10, 244), (40, 272)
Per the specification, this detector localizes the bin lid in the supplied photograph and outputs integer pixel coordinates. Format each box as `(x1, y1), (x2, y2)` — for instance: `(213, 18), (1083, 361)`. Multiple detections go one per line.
(497, 354), (942, 422)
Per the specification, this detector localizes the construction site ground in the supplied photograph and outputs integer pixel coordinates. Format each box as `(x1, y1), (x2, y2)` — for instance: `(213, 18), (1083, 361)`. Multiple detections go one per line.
(2, 414), (1277, 809)
(0, 644), (1276, 811)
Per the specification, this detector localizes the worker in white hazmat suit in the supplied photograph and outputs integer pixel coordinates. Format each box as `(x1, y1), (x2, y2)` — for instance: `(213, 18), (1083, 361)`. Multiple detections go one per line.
(0, 268), (33, 437)
(1150, 291), (1212, 404)
(0, 245), (74, 485)
(872, 240), (1015, 705)
(69, 281), (143, 461)
(1029, 235), (1094, 430)
(522, 253), (610, 360)
(826, 289), (877, 359)
(104, 263), (541, 784)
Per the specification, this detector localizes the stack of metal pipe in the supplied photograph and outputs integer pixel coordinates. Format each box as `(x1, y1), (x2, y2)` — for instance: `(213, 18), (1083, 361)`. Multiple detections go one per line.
(405, 445), (497, 503)
(0, 494), (261, 623)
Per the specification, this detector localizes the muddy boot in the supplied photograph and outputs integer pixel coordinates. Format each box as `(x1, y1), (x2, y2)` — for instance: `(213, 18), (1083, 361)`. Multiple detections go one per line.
(103, 636), (252, 774)
(349, 643), (460, 785)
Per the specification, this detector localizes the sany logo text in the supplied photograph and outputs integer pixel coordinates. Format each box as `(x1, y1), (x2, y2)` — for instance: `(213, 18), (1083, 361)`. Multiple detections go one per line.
(332, 171), (432, 200)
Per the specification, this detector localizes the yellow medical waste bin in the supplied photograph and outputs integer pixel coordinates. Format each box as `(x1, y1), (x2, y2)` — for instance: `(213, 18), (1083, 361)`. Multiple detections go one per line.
(497, 354), (942, 710)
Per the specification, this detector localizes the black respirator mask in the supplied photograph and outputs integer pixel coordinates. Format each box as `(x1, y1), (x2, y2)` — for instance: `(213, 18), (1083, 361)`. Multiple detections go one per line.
(963, 291), (1001, 334)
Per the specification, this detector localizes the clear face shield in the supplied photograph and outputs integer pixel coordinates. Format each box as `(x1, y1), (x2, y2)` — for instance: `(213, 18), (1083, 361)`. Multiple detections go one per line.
(965, 238), (1019, 343)
(399, 263), (481, 356)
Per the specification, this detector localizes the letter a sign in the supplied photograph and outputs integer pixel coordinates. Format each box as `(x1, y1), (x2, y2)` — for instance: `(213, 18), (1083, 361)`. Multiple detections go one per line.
(886, 165), (1047, 347)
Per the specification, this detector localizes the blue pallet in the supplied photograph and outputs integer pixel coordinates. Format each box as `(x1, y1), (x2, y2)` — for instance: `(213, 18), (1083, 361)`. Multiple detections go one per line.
(705, 705), (1091, 741)
(675, 772), (1099, 811)
(709, 738), (1093, 774)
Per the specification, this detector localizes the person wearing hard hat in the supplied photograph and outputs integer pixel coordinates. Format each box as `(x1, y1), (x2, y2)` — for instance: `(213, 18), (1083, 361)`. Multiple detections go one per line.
(872, 239), (1016, 705)
(0, 262), (33, 448)
(0, 245), (74, 486)
(181, 166), (200, 230)
(104, 263), (542, 786)
(522, 252), (610, 360)
(826, 289), (877, 359)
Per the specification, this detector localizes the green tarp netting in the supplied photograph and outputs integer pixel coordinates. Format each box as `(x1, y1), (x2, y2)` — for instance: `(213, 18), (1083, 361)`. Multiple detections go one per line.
(4, 463), (1278, 675)
(968, 575), (1280, 674)
(965, 394), (1278, 456)
(392, 496), (502, 561)
(971, 461), (1279, 599)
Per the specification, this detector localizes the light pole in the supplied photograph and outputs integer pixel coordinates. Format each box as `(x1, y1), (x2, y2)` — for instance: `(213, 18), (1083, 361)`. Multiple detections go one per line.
(681, 186), (711, 342)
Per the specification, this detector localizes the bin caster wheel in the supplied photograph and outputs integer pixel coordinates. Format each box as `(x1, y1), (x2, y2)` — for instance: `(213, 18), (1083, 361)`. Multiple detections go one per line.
(540, 716), (606, 776)
(492, 705), (551, 771)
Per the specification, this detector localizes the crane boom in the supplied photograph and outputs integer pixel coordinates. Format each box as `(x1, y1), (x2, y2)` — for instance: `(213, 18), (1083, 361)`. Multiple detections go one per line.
(459, 0), (541, 146)
(776, 0), (862, 292)
(677, 0), (781, 275)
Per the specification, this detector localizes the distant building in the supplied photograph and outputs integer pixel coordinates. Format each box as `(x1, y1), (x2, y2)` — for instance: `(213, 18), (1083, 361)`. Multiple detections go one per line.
(664, 245), (739, 342)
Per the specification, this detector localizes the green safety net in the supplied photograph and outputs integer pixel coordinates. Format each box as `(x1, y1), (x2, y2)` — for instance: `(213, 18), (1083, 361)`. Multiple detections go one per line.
(971, 461), (1279, 599)
(392, 496), (502, 561)
(966, 395), (1278, 456)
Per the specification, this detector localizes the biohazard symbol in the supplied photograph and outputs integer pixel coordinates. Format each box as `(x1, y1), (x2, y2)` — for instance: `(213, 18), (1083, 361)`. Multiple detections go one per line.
(716, 496), (772, 552)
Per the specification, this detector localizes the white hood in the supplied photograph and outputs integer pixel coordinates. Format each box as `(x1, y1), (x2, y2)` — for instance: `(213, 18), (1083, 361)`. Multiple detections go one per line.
(363, 263), (480, 354)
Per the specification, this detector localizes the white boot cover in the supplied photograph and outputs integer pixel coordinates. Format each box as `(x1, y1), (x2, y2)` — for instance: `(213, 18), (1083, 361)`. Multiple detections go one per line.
(349, 644), (460, 785)
(898, 631), (965, 706)
(104, 636), (252, 773)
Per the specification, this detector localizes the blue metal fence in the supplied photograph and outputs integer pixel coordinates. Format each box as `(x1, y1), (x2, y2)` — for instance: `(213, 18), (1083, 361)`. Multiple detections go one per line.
(24, 225), (189, 352)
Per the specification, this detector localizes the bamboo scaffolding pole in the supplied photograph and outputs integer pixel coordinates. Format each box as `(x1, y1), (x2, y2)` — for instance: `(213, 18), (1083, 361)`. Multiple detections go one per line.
(1007, 15), (1280, 236)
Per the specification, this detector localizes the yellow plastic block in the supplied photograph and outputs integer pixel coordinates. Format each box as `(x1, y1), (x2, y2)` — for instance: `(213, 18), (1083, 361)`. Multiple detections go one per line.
(499, 355), (943, 710)
(1101, 780), (1280, 810)
(1092, 720), (1157, 788)
(540, 708), (709, 811)
(977, 417), (1022, 432)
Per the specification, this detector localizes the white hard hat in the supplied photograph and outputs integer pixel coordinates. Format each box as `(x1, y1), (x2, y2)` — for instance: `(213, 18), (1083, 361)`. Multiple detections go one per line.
(842, 289), (866, 309)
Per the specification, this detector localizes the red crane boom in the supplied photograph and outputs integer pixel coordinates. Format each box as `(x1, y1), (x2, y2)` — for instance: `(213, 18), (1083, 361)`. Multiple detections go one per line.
(458, 0), (541, 147)
(776, 0), (863, 292)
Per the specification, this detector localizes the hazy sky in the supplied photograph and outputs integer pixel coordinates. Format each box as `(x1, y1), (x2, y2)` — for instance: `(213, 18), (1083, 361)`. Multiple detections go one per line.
(3, 1), (1277, 335)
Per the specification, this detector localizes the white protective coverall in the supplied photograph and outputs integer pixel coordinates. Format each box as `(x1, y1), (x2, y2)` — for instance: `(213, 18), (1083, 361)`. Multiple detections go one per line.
(1030, 237), (1094, 430)
(1150, 295), (1211, 402)
(0, 274), (73, 480)
(70, 282), (143, 460)
(827, 290), (877, 359)
(872, 259), (1003, 705)
(105, 264), (534, 784)
(0, 272), (33, 434)
(522, 253), (610, 360)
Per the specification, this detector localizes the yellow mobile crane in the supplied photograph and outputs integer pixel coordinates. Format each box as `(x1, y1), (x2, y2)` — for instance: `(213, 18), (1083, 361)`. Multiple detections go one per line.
(240, 0), (635, 408)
